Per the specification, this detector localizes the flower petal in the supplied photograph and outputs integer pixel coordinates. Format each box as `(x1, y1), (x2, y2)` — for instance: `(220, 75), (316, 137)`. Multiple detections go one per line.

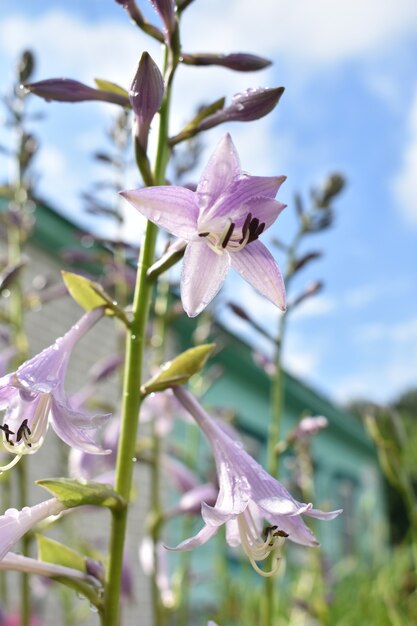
(305, 507), (343, 521)
(50, 398), (111, 454)
(201, 500), (236, 526)
(0, 375), (18, 409)
(181, 241), (230, 317)
(165, 522), (219, 552)
(120, 187), (199, 239)
(231, 240), (286, 310)
(196, 134), (241, 212)
(201, 179), (286, 228)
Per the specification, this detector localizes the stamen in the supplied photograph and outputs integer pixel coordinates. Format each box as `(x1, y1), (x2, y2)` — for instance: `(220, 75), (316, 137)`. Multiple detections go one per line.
(221, 222), (235, 248)
(16, 420), (32, 448)
(248, 217), (260, 243)
(198, 232), (209, 237)
(0, 424), (15, 446)
(0, 453), (23, 474)
(239, 213), (252, 244)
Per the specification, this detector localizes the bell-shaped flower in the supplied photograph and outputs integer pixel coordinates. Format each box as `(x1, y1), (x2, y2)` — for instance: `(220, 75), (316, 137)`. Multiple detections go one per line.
(0, 308), (110, 472)
(0, 498), (65, 561)
(171, 387), (342, 576)
(121, 133), (286, 317)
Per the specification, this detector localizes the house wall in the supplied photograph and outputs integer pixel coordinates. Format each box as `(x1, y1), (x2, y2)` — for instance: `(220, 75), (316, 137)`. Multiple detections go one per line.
(0, 240), (153, 626)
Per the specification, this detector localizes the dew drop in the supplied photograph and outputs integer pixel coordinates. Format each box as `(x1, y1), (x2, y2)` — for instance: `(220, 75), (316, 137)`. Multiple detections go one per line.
(5, 508), (19, 519)
(153, 211), (161, 222)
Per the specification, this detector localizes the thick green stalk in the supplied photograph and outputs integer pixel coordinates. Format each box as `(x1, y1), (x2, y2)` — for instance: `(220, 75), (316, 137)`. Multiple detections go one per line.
(8, 219), (30, 626)
(103, 56), (175, 626)
(264, 229), (303, 626)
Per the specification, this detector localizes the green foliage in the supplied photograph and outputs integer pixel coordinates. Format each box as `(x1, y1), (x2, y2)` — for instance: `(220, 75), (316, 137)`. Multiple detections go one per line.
(37, 535), (86, 573)
(37, 477), (126, 512)
(141, 343), (216, 394)
(61, 270), (130, 325)
(94, 78), (129, 98)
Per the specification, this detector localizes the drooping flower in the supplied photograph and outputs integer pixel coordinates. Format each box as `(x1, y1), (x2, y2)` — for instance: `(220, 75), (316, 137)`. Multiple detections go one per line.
(170, 387), (342, 576)
(0, 499), (65, 561)
(0, 308), (110, 472)
(121, 133), (286, 317)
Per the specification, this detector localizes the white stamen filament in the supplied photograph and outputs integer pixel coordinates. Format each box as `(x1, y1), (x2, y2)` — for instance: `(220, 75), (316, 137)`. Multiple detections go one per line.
(237, 509), (285, 577)
(198, 218), (250, 255)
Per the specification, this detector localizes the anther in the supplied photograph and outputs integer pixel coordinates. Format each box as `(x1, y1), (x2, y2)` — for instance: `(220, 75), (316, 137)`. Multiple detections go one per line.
(0, 424), (15, 445)
(248, 217), (260, 243)
(16, 419), (32, 447)
(221, 222), (235, 248)
(240, 213), (252, 244)
(198, 232), (209, 237)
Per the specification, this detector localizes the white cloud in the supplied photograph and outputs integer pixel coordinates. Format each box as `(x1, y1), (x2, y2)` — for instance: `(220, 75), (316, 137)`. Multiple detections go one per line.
(183, 0), (417, 69)
(291, 294), (336, 320)
(392, 88), (417, 228)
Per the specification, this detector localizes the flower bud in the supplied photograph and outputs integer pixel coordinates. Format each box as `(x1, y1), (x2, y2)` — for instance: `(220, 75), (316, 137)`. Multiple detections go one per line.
(17, 50), (35, 83)
(148, 0), (176, 38)
(181, 52), (271, 72)
(198, 86), (284, 130)
(23, 79), (130, 107)
(130, 52), (164, 151)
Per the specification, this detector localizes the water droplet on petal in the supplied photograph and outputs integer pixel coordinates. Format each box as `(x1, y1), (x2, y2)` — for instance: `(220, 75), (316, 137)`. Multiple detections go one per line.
(5, 508), (19, 519)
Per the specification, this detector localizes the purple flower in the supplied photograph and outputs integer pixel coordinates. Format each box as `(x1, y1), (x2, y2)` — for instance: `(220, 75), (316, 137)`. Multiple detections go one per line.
(0, 309), (110, 472)
(170, 387), (342, 576)
(121, 134), (286, 317)
(0, 499), (65, 561)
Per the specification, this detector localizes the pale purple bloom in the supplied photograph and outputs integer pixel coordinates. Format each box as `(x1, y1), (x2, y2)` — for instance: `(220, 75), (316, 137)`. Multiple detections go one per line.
(292, 416), (329, 440)
(0, 309), (110, 472)
(171, 387), (342, 576)
(23, 79), (130, 107)
(121, 134), (286, 317)
(0, 552), (99, 587)
(0, 499), (65, 561)
(130, 52), (164, 151)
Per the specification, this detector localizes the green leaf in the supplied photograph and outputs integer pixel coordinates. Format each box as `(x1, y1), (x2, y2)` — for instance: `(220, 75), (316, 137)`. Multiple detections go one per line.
(37, 535), (86, 573)
(184, 97), (225, 131)
(36, 478), (126, 512)
(94, 78), (129, 98)
(36, 535), (102, 607)
(141, 344), (216, 395)
(62, 271), (130, 325)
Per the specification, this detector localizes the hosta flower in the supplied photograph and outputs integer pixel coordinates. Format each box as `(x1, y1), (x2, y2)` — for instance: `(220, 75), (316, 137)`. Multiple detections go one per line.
(0, 308), (110, 472)
(171, 387), (342, 576)
(121, 133), (286, 317)
(0, 499), (65, 561)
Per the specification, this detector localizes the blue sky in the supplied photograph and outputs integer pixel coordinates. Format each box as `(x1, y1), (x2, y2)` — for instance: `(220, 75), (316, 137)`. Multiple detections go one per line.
(1, 0), (417, 405)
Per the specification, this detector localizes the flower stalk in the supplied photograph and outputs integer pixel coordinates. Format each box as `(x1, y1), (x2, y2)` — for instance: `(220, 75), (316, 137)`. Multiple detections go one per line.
(103, 43), (177, 625)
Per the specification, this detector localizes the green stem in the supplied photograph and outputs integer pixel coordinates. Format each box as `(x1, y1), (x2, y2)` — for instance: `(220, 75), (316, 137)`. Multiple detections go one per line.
(264, 228), (303, 626)
(103, 50), (176, 626)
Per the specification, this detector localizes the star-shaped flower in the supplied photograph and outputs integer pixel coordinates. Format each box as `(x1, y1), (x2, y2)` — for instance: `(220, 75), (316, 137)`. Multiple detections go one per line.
(121, 133), (286, 317)
(0, 309), (110, 472)
(171, 387), (342, 576)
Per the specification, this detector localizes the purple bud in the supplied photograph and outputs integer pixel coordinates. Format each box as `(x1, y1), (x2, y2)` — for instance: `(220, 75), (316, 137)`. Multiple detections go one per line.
(130, 52), (164, 151)
(199, 86), (284, 130)
(181, 52), (271, 72)
(23, 79), (130, 108)
(148, 0), (176, 38)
